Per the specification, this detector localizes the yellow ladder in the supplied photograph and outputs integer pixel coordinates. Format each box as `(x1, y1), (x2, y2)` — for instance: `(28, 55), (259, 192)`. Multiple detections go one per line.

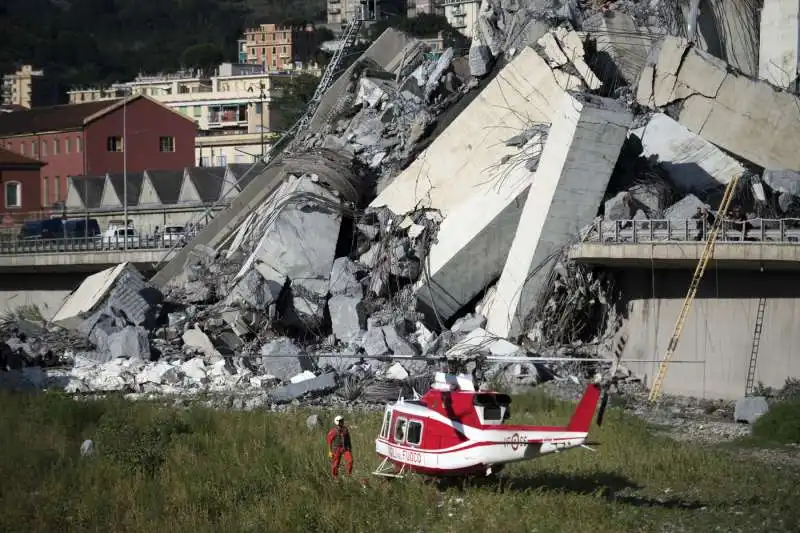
(648, 174), (741, 403)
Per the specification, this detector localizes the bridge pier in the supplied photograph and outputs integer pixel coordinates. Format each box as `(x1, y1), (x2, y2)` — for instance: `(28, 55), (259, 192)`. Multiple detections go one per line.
(570, 219), (800, 399)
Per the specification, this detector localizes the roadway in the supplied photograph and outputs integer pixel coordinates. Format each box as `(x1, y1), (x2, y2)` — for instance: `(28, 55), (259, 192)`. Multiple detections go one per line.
(0, 233), (178, 273)
(570, 218), (800, 270)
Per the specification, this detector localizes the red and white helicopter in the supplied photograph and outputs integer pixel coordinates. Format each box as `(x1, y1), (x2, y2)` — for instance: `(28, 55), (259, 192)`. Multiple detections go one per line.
(370, 355), (618, 479)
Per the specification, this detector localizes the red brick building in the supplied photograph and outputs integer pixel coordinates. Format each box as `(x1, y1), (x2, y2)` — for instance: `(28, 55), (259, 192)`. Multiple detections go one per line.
(0, 147), (45, 223)
(0, 95), (196, 207)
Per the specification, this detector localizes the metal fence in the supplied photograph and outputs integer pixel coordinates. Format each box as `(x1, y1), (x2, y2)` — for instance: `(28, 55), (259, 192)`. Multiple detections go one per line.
(0, 232), (188, 255)
(582, 218), (800, 244)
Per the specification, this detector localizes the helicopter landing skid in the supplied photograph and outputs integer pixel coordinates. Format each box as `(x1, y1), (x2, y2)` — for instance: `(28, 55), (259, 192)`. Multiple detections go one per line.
(372, 457), (406, 479)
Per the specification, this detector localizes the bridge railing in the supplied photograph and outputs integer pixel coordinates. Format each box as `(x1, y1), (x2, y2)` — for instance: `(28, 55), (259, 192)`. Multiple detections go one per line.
(582, 218), (800, 244)
(0, 232), (187, 255)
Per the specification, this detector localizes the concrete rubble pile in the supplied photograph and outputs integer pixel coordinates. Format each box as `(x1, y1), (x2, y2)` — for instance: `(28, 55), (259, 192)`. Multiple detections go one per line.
(4, 1), (800, 409)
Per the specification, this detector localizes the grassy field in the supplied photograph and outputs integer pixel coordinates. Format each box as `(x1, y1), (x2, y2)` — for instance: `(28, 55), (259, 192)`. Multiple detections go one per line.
(0, 391), (798, 533)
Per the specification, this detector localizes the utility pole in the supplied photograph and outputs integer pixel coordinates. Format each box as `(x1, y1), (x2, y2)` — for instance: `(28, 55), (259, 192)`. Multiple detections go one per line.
(123, 92), (128, 251)
(259, 80), (266, 159)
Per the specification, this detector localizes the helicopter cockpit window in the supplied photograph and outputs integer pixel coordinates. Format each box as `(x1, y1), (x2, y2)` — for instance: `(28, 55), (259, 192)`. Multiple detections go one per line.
(473, 394), (511, 425)
(394, 417), (407, 442)
(380, 409), (392, 439)
(406, 420), (423, 446)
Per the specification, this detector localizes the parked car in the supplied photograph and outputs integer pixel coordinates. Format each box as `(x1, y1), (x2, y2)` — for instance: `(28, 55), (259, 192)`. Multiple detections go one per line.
(160, 225), (188, 247)
(99, 227), (140, 249)
(63, 218), (101, 239)
(18, 219), (64, 240)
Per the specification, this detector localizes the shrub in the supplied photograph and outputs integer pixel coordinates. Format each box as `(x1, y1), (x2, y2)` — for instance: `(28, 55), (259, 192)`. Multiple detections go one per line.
(751, 399), (800, 445)
(94, 403), (191, 476)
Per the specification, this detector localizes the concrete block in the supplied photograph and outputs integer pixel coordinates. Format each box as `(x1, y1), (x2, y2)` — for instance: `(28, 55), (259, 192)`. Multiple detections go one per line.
(446, 328), (523, 358)
(371, 46), (572, 218)
(269, 371), (338, 404)
(631, 113), (745, 194)
(758, 0), (800, 90)
(485, 92), (633, 338)
(637, 36), (800, 171)
(664, 194), (708, 221)
(106, 326), (150, 360)
(413, 132), (543, 320)
(182, 327), (221, 358)
(259, 337), (315, 382)
(763, 169), (800, 197)
(53, 262), (161, 332)
(231, 176), (343, 319)
(734, 396), (770, 424)
(329, 257), (365, 297)
(328, 294), (365, 345)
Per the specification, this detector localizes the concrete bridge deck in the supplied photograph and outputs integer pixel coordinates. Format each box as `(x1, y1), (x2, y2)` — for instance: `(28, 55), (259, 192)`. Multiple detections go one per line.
(0, 234), (176, 273)
(569, 218), (800, 269)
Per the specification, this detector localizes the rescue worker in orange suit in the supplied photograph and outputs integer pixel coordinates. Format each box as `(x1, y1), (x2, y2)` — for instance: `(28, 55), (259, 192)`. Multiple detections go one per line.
(326, 415), (353, 477)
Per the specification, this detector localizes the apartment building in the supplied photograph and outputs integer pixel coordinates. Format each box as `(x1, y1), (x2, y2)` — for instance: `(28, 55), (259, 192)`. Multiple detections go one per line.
(1, 65), (59, 109)
(67, 64), (296, 166)
(242, 23), (320, 72)
(0, 96), (195, 206)
(407, 0), (438, 17)
(440, 0), (481, 38)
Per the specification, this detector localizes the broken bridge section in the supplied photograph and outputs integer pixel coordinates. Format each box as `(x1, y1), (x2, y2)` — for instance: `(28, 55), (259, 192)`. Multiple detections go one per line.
(636, 35), (800, 171)
(484, 92), (633, 339)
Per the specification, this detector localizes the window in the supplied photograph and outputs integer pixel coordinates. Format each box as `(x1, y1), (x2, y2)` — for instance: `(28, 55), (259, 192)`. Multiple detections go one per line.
(31, 141), (37, 156)
(393, 417), (406, 442)
(19, 143), (24, 155)
(159, 136), (175, 152)
(272, 46), (276, 56)
(52, 139), (59, 155)
(42, 177), (49, 205)
(192, 106), (201, 118)
(216, 154), (227, 166)
(54, 176), (61, 202)
(76, 137), (82, 153)
(200, 156), (211, 167)
(41, 140), (47, 157)
(406, 420), (423, 446)
(107, 136), (123, 152)
(5, 181), (21, 208)
(380, 410), (392, 439)
(65, 138), (70, 153)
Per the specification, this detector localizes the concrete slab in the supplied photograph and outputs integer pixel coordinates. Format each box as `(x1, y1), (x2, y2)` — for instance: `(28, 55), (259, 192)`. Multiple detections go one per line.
(269, 371), (338, 404)
(52, 263), (135, 330)
(631, 113), (745, 194)
(414, 132), (542, 320)
(637, 36), (800, 171)
(230, 175), (342, 318)
(758, 0), (800, 90)
(485, 92), (633, 339)
(370, 46), (577, 217)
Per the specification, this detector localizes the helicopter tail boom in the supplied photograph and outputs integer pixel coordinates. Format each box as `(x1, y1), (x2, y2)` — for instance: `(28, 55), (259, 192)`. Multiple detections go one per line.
(566, 383), (603, 433)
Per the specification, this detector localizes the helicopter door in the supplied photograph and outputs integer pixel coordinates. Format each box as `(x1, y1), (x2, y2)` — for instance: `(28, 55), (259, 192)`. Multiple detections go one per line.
(379, 407), (392, 439)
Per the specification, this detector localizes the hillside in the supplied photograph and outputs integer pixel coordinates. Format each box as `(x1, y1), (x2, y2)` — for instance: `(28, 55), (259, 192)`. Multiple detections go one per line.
(0, 0), (326, 91)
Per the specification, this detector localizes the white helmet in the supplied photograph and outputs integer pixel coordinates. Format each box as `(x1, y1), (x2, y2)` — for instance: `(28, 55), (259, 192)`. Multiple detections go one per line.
(334, 415), (344, 424)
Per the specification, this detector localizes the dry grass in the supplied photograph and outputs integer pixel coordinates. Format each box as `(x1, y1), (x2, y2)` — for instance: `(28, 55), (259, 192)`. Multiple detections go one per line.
(0, 391), (798, 533)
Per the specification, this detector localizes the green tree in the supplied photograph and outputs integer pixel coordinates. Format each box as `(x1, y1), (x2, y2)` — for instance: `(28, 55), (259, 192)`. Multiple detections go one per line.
(181, 43), (226, 75)
(272, 72), (320, 129)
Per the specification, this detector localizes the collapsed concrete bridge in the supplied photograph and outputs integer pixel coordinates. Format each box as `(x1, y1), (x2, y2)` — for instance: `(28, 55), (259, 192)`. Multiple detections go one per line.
(4, 2), (800, 404)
